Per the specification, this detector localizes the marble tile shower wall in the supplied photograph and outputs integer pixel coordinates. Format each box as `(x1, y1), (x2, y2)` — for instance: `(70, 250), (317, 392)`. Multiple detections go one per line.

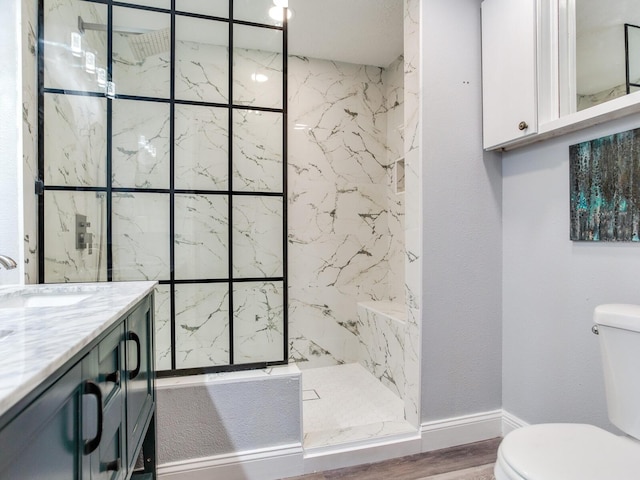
(288, 55), (405, 369)
(37, 0), (412, 378)
(22, 0), (38, 284)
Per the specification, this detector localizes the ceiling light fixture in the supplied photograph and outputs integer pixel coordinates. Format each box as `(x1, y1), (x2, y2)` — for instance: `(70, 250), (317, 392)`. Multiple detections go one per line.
(268, 6), (292, 22)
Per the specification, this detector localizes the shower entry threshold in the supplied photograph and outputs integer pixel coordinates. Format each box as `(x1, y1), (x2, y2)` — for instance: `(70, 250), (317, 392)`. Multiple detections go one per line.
(301, 363), (417, 449)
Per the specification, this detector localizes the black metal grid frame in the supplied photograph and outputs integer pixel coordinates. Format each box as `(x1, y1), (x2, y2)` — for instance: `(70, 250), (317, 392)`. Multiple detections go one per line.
(37, 0), (289, 376)
(625, 23), (640, 94)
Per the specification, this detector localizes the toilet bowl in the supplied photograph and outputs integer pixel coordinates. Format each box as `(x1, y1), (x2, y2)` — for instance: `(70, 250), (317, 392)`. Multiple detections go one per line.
(494, 423), (640, 479)
(495, 304), (640, 480)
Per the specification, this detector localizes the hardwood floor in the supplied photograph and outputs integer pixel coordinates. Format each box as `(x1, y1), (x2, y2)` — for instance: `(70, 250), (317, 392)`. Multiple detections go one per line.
(283, 437), (501, 480)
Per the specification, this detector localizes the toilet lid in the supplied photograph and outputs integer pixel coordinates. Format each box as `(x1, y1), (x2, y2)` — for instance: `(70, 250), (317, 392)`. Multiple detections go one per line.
(500, 423), (640, 480)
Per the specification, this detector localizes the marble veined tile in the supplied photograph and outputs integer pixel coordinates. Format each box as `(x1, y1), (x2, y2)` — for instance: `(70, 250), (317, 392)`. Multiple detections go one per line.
(175, 283), (229, 369)
(112, 7), (171, 99)
(233, 196), (283, 278)
(43, 190), (107, 283)
(174, 104), (228, 191)
(154, 284), (172, 371)
(233, 25), (283, 109)
(232, 109), (283, 192)
(288, 57), (387, 186)
(357, 302), (406, 398)
(44, 93), (107, 187)
(22, 0), (38, 284)
(44, 0), (107, 94)
(174, 194), (228, 280)
(175, 18), (228, 103)
(112, 192), (170, 281)
(233, 281), (284, 364)
(288, 181), (387, 242)
(112, 99), (170, 189)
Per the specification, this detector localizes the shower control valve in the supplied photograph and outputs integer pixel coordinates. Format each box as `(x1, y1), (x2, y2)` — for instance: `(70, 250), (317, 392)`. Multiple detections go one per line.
(76, 214), (94, 255)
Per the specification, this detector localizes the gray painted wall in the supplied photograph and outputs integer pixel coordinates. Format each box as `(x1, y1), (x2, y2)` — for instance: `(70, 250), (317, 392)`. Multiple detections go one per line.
(502, 112), (640, 431)
(420, 0), (503, 422)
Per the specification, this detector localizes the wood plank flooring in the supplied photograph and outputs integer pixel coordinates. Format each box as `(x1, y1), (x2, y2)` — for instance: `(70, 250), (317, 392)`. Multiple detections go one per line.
(283, 437), (501, 480)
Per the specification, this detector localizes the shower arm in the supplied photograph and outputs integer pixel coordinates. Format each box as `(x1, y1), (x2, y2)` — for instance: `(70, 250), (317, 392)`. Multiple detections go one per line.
(78, 16), (151, 36)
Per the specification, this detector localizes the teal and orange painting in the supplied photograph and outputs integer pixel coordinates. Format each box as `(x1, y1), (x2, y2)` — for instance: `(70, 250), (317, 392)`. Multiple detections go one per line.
(570, 128), (640, 241)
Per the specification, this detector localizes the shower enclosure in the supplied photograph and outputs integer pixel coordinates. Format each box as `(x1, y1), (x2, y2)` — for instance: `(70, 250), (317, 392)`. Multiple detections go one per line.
(38, 0), (288, 375)
(38, 0), (422, 451)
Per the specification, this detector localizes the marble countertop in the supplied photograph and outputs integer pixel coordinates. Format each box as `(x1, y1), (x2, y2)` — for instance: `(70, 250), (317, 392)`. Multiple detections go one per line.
(0, 281), (156, 419)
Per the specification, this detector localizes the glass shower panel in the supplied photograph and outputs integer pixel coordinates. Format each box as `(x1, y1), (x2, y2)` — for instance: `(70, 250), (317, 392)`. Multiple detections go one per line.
(112, 99), (170, 189)
(116, 0), (170, 9)
(176, 0), (228, 18)
(112, 6), (171, 99)
(233, 196), (284, 278)
(233, 25), (283, 109)
(39, 0), (287, 374)
(174, 104), (228, 190)
(154, 284), (172, 371)
(232, 110), (283, 192)
(234, 0), (285, 27)
(44, 93), (107, 187)
(175, 283), (230, 369)
(44, 190), (107, 282)
(43, 0), (107, 94)
(175, 16), (229, 104)
(233, 281), (285, 364)
(111, 192), (170, 281)
(174, 194), (229, 280)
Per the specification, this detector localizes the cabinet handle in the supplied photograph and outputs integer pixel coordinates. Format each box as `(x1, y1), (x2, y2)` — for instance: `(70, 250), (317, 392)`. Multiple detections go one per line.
(105, 369), (120, 384)
(83, 381), (103, 455)
(104, 459), (121, 472)
(127, 331), (141, 380)
(518, 121), (528, 131)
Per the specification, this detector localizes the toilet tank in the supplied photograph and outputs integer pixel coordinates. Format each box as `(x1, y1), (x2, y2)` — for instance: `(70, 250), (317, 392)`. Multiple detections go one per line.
(594, 304), (640, 440)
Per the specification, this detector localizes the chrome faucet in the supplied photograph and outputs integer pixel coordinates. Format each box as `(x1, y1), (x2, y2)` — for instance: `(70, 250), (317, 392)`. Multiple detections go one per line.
(0, 255), (18, 270)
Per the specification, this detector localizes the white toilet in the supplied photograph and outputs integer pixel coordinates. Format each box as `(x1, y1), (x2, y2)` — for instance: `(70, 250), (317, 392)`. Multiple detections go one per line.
(495, 304), (640, 479)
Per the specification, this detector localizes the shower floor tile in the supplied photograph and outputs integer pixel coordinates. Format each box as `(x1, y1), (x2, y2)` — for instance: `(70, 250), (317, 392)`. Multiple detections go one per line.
(302, 363), (416, 448)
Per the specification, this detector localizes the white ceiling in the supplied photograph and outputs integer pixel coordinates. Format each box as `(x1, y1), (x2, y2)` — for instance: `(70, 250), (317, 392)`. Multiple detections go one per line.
(288, 0), (404, 68)
(576, 0), (640, 94)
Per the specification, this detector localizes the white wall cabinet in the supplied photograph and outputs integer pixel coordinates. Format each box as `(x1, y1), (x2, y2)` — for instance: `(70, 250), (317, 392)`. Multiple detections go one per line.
(481, 0), (538, 149)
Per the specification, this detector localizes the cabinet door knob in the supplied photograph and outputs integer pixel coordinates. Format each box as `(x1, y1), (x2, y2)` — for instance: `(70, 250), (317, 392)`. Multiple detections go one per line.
(518, 121), (528, 131)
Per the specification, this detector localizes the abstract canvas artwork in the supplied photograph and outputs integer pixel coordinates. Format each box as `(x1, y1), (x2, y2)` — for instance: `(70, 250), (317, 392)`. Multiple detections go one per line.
(570, 127), (640, 241)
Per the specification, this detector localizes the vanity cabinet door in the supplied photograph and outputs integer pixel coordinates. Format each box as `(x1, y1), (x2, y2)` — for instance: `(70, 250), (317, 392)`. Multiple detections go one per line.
(0, 363), (83, 480)
(481, 0), (538, 149)
(124, 297), (154, 472)
(83, 324), (127, 480)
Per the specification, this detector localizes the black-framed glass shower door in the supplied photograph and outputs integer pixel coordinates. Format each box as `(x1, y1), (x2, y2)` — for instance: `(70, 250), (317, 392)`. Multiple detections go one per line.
(38, 0), (288, 375)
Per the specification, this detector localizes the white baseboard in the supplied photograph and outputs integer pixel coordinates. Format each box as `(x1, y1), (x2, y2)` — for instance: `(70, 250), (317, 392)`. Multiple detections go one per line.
(158, 444), (304, 480)
(303, 432), (422, 474)
(501, 410), (529, 436)
(158, 410), (520, 479)
(421, 410), (503, 452)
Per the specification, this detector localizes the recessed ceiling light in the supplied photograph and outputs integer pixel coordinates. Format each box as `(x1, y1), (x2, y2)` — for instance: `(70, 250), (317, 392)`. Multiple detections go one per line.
(268, 6), (292, 22)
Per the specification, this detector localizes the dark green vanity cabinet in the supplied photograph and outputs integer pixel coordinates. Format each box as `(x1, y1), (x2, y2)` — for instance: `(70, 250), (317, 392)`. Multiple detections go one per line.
(0, 294), (156, 480)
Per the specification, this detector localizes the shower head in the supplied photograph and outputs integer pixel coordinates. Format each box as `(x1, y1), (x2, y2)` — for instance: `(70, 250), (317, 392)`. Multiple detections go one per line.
(77, 16), (170, 61)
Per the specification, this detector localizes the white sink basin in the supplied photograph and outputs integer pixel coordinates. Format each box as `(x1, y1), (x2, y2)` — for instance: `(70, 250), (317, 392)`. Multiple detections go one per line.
(0, 293), (92, 309)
